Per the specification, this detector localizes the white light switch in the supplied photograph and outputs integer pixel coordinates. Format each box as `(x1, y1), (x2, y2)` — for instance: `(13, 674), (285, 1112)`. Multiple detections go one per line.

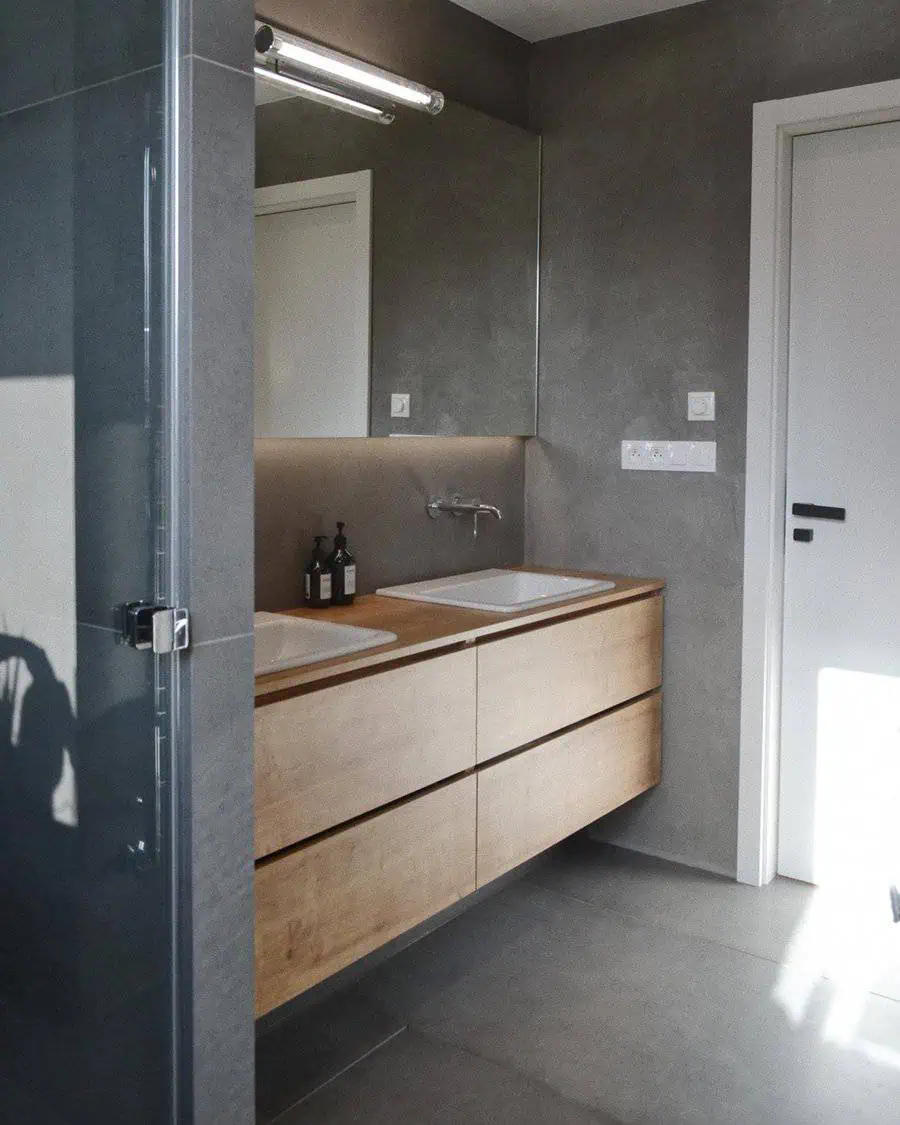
(391, 393), (411, 419)
(688, 441), (717, 471)
(668, 443), (688, 469)
(622, 440), (717, 473)
(688, 391), (716, 421)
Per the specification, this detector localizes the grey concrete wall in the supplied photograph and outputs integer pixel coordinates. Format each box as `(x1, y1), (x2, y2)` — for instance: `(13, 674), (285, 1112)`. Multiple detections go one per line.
(255, 438), (525, 610)
(177, 2), (256, 1122)
(529, 0), (900, 876)
(255, 0), (531, 127)
(255, 97), (539, 438)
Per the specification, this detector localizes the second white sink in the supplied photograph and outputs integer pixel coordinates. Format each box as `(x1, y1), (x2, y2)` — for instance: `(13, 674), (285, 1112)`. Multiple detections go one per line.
(254, 612), (397, 675)
(376, 569), (615, 614)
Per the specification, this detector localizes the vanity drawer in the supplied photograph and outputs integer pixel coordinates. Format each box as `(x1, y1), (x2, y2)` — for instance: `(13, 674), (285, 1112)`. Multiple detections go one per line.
(255, 774), (477, 1015)
(255, 646), (476, 858)
(476, 692), (661, 887)
(476, 594), (663, 762)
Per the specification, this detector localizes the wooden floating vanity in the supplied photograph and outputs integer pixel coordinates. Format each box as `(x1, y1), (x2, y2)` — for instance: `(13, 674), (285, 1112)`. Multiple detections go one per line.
(254, 570), (664, 1017)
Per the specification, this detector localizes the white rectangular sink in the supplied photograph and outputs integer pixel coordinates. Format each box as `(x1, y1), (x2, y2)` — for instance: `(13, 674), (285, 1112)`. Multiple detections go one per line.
(376, 569), (616, 614)
(254, 612), (397, 675)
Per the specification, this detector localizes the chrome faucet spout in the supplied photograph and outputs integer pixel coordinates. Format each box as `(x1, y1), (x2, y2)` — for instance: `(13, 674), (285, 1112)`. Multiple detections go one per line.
(426, 495), (503, 539)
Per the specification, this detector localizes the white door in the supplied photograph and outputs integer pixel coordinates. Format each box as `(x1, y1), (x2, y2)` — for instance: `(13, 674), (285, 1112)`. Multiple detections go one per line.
(254, 178), (371, 439)
(778, 121), (900, 886)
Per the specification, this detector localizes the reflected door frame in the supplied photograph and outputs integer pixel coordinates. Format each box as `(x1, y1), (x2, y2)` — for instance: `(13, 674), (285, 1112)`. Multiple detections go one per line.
(254, 170), (373, 438)
(737, 78), (900, 888)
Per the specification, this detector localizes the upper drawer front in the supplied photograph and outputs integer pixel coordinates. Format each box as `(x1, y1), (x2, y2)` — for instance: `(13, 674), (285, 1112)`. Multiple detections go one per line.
(255, 645), (476, 859)
(256, 774), (477, 1015)
(476, 594), (663, 762)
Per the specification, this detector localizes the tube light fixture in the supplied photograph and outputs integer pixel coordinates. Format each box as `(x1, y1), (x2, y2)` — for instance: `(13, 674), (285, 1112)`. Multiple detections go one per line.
(255, 22), (445, 116)
(253, 66), (395, 125)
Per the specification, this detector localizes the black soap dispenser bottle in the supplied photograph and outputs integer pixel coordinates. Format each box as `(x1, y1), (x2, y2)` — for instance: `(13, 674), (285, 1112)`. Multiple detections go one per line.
(327, 522), (356, 606)
(304, 536), (332, 609)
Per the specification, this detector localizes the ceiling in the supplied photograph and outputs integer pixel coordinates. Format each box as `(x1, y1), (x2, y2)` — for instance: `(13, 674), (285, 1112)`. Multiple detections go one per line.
(450, 0), (704, 42)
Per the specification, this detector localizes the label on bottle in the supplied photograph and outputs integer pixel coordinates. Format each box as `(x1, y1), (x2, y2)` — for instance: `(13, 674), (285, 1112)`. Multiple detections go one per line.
(304, 573), (311, 600)
(320, 573), (332, 599)
(344, 565), (357, 596)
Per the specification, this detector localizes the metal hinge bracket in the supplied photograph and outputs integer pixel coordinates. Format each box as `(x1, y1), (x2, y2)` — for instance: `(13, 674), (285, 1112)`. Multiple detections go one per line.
(119, 602), (191, 654)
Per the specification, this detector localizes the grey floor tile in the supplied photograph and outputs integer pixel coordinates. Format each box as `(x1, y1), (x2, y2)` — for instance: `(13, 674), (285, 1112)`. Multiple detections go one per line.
(528, 838), (900, 1002)
(270, 846), (900, 1125)
(357, 874), (563, 1021)
(257, 987), (405, 1124)
(528, 838), (812, 963)
(390, 879), (900, 1125)
(275, 1029), (620, 1125)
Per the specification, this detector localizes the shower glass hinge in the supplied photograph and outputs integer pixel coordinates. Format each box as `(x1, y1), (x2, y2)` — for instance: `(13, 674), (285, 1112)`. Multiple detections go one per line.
(119, 602), (191, 654)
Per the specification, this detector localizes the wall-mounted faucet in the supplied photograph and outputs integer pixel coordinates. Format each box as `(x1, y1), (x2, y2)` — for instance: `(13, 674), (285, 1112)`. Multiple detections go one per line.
(426, 495), (503, 540)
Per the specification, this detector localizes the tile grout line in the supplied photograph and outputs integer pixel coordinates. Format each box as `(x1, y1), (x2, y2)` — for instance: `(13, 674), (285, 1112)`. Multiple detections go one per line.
(524, 872), (900, 1006)
(412, 1024), (620, 1125)
(525, 872), (800, 967)
(0, 63), (164, 120)
(192, 629), (254, 648)
(190, 52), (254, 81)
(0, 54), (253, 123)
(268, 1025), (408, 1122)
(69, 624), (253, 645)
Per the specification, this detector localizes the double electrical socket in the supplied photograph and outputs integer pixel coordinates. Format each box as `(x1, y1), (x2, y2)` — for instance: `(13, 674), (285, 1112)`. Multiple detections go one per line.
(621, 441), (717, 473)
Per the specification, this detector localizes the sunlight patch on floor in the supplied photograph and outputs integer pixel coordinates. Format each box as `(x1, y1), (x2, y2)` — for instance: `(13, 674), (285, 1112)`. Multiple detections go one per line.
(773, 667), (900, 1056)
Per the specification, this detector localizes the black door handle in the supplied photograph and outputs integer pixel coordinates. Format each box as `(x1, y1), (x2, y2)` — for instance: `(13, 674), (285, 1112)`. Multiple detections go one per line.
(791, 503), (846, 522)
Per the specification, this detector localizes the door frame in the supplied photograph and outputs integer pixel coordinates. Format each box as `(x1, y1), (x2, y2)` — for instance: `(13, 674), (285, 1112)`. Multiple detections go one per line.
(254, 169), (373, 219)
(737, 78), (900, 887)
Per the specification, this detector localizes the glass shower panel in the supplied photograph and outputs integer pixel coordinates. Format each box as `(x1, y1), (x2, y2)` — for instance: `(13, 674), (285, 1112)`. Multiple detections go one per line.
(0, 4), (180, 1122)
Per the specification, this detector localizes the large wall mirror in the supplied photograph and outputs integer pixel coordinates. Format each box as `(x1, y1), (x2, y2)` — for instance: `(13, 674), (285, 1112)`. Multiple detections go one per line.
(254, 78), (540, 438)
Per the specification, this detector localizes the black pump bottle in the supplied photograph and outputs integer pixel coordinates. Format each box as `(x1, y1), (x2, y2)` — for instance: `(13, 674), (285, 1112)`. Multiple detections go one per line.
(327, 522), (356, 606)
(304, 536), (332, 608)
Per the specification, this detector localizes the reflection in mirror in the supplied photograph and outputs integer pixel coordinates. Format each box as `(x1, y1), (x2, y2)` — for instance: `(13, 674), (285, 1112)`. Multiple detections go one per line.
(255, 80), (540, 438)
(255, 173), (373, 438)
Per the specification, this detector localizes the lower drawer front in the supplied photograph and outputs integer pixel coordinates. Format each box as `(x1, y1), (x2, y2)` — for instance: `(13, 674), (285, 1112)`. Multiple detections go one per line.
(476, 693), (661, 888)
(255, 775), (477, 1016)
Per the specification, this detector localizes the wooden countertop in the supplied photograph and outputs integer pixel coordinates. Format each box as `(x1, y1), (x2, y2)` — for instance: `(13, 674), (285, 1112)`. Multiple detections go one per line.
(255, 568), (664, 700)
